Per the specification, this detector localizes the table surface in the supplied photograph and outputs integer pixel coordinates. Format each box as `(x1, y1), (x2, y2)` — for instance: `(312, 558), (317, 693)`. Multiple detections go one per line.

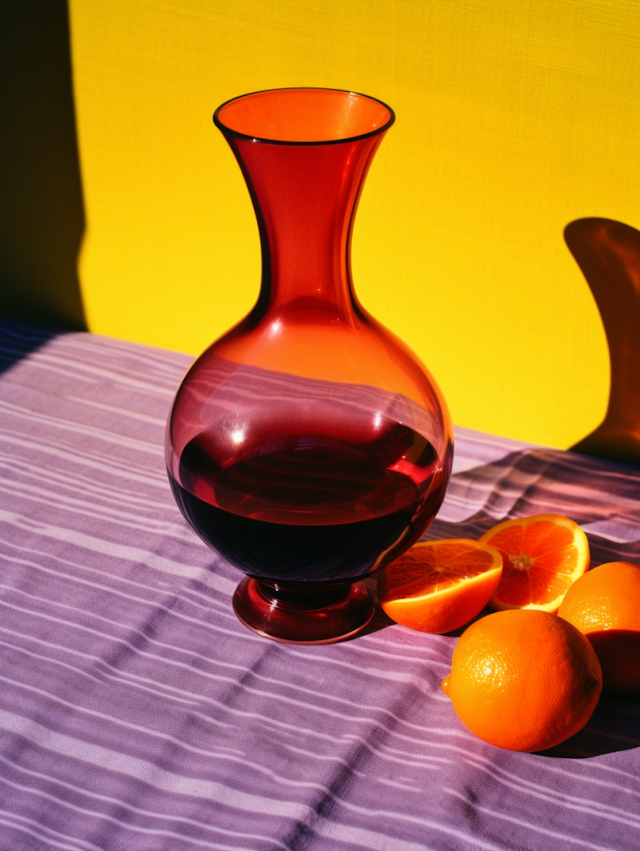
(1, 319), (639, 851)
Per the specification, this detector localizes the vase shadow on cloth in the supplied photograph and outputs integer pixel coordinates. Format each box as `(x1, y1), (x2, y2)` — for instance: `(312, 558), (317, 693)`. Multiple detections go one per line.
(0, 0), (87, 332)
(366, 444), (640, 756)
(566, 218), (640, 466)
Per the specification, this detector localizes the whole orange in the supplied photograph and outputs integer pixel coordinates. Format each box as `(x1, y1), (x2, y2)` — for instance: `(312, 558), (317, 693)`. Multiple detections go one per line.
(558, 561), (640, 692)
(441, 610), (602, 752)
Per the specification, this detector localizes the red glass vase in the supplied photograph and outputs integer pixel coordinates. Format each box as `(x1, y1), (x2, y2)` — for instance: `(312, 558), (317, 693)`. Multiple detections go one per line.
(166, 88), (453, 643)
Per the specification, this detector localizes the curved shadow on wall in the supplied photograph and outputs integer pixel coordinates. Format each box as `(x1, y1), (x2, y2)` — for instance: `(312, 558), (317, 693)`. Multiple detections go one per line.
(566, 218), (640, 465)
(0, 0), (86, 331)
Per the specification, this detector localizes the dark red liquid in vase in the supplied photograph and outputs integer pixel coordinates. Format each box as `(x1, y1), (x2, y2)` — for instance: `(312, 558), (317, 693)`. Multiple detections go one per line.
(168, 417), (450, 584)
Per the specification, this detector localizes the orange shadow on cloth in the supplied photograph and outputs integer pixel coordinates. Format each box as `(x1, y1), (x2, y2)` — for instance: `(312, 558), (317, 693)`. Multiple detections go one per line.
(566, 218), (640, 465)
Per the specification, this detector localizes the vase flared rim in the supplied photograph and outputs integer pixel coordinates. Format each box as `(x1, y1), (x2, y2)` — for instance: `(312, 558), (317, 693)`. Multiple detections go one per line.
(213, 87), (395, 146)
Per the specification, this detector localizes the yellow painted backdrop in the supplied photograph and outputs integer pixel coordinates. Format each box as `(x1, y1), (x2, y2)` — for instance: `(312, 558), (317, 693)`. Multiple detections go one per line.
(67, 0), (638, 448)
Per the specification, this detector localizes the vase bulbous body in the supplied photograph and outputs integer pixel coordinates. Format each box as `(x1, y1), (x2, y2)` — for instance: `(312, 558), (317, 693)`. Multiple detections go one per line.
(166, 88), (454, 642)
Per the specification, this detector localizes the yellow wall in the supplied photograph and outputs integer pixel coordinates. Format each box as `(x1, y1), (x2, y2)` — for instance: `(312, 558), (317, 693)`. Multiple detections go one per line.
(66, 0), (638, 448)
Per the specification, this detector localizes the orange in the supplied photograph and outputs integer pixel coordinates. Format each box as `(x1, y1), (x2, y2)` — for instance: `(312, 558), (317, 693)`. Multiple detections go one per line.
(479, 514), (590, 613)
(441, 609), (602, 752)
(378, 539), (502, 634)
(558, 561), (640, 692)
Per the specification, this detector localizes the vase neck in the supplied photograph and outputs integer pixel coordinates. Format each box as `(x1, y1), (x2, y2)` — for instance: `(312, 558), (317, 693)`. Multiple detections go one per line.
(225, 134), (387, 322)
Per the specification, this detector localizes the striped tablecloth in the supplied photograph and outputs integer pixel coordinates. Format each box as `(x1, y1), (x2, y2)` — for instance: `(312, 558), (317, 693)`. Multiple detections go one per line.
(1, 319), (639, 851)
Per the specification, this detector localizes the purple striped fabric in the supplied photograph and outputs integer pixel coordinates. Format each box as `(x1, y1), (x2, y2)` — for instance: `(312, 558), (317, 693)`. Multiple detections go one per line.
(0, 319), (639, 851)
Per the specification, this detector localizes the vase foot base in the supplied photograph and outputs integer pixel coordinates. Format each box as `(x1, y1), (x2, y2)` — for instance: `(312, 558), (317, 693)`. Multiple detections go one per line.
(232, 577), (375, 644)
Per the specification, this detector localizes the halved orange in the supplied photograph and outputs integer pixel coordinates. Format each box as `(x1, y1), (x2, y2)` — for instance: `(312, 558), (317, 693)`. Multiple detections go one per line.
(480, 514), (590, 613)
(378, 539), (503, 634)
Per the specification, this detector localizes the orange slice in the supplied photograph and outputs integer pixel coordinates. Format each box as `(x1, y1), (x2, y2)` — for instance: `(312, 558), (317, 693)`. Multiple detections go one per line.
(378, 539), (503, 634)
(480, 514), (590, 613)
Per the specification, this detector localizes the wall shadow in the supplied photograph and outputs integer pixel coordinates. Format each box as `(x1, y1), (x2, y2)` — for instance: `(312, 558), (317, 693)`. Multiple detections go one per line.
(566, 218), (640, 465)
(0, 0), (87, 331)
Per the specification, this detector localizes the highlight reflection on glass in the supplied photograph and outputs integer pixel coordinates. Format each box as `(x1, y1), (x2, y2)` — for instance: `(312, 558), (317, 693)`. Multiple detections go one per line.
(165, 88), (454, 643)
